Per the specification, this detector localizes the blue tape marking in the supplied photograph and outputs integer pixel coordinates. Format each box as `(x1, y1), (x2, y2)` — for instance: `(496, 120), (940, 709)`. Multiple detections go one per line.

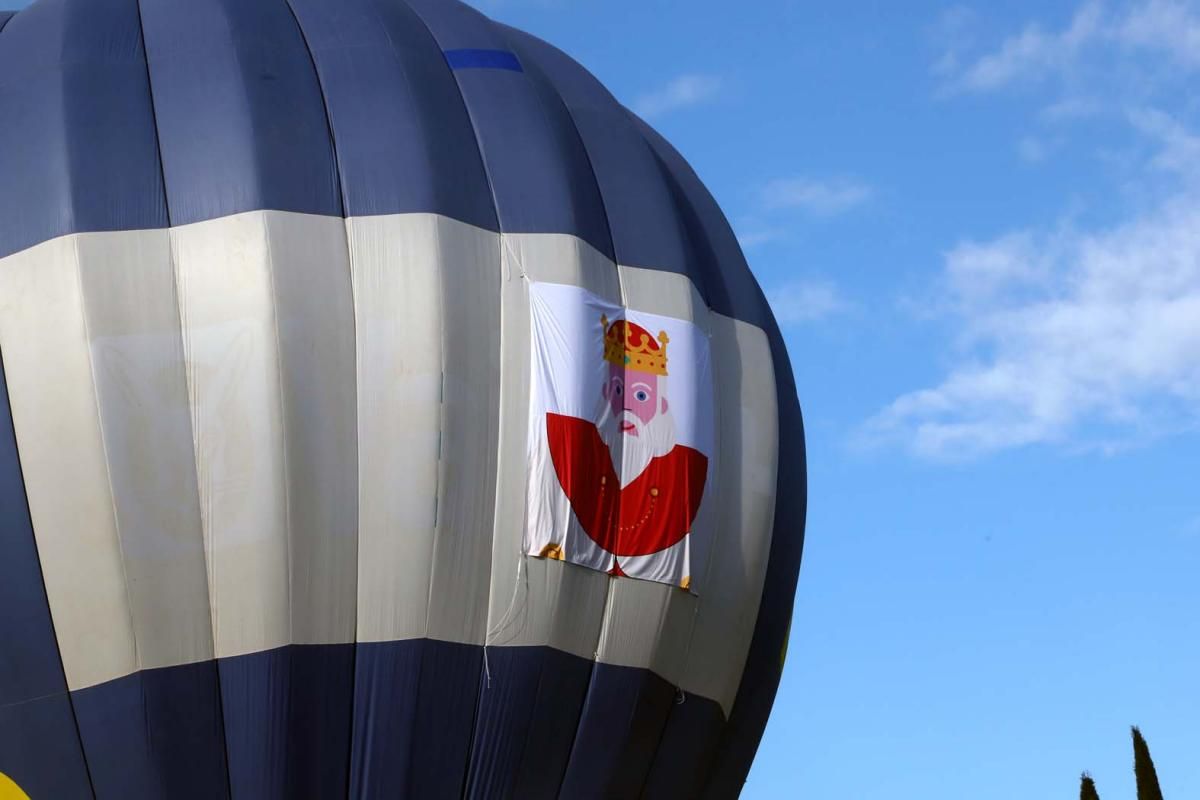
(444, 48), (523, 72)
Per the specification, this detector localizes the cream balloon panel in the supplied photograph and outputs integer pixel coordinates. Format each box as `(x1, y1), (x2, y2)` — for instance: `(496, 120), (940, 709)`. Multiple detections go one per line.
(0, 232), (166, 691)
(173, 211), (360, 660)
(348, 213), (501, 646)
(0, 211), (777, 713)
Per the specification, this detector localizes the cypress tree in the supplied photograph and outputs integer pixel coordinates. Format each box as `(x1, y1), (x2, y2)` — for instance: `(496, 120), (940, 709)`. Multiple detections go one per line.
(1132, 726), (1164, 800)
(1080, 772), (1101, 800)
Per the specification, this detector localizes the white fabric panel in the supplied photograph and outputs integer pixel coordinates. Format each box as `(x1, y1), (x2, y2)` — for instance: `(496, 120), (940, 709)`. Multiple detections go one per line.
(422, 217), (501, 644)
(76, 231), (215, 672)
(349, 215), (442, 642)
(679, 314), (779, 713)
(485, 234), (618, 658)
(262, 213), (358, 645)
(0, 235), (137, 690)
(350, 214), (501, 645)
(172, 213), (277, 657)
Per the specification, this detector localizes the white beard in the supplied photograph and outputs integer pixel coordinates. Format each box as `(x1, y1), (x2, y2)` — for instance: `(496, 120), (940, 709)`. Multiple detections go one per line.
(597, 404), (678, 488)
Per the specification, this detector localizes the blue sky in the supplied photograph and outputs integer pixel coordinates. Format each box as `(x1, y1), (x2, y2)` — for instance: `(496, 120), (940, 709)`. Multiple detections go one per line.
(6, 0), (1198, 797)
(466, 1), (1199, 797)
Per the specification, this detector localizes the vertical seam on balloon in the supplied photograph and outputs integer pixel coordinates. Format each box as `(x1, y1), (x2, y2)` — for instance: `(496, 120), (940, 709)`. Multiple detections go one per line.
(70, 236), (141, 668)
(319, 0), (499, 791)
(259, 216), (296, 658)
(492, 29), (640, 799)
(392, 8), (506, 799)
(439, 14), (626, 796)
(256, 213), (303, 797)
(399, 1), (503, 649)
(708, 333), (802, 795)
(631, 134), (806, 795)
(0, 343), (97, 800)
(341, 214), (365, 798)
(427, 222), (450, 643)
(281, 0), (348, 220)
(131, 0), (174, 228)
(278, 4), (360, 795)
(619, 117), (730, 792)
(134, 0), (235, 793)
(69, 234), (144, 784)
(620, 137), (731, 796)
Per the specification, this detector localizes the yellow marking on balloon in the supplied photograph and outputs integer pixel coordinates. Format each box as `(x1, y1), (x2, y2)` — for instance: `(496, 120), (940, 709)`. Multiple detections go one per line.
(538, 543), (565, 561)
(0, 772), (30, 800)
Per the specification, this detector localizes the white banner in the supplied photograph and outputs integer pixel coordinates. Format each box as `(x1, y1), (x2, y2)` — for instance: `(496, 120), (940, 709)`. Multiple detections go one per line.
(524, 282), (714, 590)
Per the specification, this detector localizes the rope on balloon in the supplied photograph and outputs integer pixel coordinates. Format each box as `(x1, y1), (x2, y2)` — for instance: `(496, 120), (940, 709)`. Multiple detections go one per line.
(483, 552), (528, 689)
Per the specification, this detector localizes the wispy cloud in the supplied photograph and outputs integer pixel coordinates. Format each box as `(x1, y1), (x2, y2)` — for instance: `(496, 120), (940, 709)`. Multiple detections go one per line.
(737, 180), (867, 329)
(939, 1), (1200, 95)
(1119, 0), (1200, 67)
(1128, 107), (1200, 179)
(1016, 135), (1055, 163)
(864, 191), (1200, 459)
(632, 74), (723, 119)
(767, 279), (851, 325)
(949, 3), (1104, 93)
(761, 177), (874, 216)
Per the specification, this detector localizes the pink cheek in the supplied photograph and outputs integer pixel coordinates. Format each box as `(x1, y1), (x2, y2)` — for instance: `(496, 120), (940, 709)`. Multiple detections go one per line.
(633, 399), (656, 424)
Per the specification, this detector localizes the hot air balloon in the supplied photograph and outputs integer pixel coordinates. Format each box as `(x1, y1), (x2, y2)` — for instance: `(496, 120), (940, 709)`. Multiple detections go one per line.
(0, 0), (806, 797)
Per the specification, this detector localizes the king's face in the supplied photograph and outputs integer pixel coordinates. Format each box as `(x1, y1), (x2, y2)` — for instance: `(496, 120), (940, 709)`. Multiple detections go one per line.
(603, 364), (662, 434)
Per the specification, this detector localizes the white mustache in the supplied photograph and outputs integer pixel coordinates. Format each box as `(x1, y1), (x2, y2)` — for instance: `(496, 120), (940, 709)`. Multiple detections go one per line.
(619, 410), (644, 432)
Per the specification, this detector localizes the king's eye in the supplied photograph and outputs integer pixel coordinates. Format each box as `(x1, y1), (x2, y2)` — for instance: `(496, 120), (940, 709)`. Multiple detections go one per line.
(634, 390), (649, 402)
(614, 384), (623, 395)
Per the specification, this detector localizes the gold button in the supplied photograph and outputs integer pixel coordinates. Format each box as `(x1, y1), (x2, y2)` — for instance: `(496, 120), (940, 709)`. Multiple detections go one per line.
(601, 476), (607, 486)
(650, 487), (659, 497)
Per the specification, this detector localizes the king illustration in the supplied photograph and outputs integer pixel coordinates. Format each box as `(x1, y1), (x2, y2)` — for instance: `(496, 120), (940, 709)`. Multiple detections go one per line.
(543, 315), (709, 570)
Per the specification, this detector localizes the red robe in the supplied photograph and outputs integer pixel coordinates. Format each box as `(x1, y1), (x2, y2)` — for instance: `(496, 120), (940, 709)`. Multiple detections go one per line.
(546, 412), (708, 557)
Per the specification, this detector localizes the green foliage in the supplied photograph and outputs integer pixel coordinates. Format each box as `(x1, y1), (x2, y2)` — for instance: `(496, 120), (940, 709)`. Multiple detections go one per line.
(1132, 727), (1164, 800)
(1078, 726), (1168, 800)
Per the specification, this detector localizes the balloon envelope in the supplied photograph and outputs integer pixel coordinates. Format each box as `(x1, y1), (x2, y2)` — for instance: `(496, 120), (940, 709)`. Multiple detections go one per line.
(0, 0), (806, 797)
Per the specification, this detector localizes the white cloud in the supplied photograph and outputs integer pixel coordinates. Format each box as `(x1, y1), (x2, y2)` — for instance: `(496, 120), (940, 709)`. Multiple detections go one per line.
(941, 0), (1200, 94)
(952, 3), (1103, 92)
(1128, 107), (1200, 179)
(767, 279), (851, 325)
(761, 177), (873, 216)
(865, 196), (1200, 459)
(1038, 96), (1105, 122)
(1017, 135), (1052, 163)
(1118, 0), (1200, 67)
(929, 6), (980, 79)
(632, 74), (723, 119)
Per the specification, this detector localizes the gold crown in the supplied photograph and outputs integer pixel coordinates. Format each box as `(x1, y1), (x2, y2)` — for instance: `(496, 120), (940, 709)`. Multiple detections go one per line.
(601, 315), (669, 376)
